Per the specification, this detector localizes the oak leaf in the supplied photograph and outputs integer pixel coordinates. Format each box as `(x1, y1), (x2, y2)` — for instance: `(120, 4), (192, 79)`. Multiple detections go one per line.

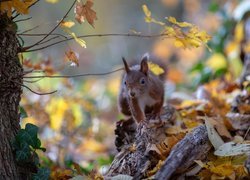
(75, 0), (97, 28)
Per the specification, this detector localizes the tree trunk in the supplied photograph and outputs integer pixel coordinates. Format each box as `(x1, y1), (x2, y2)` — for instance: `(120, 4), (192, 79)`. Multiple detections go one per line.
(0, 14), (23, 179)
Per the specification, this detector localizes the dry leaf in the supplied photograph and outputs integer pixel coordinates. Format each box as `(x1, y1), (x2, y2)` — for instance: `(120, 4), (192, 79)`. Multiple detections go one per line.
(0, 0), (35, 17)
(214, 142), (250, 157)
(75, 0), (97, 27)
(65, 50), (79, 67)
(148, 61), (165, 76)
(60, 20), (75, 28)
(45, 0), (59, 3)
(205, 118), (224, 150)
(66, 30), (86, 48)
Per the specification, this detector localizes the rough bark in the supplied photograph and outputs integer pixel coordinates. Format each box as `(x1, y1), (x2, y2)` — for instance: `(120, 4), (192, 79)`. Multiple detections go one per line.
(154, 125), (211, 179)
(0, 14), (23, 179)
(106, 105), (177, 179)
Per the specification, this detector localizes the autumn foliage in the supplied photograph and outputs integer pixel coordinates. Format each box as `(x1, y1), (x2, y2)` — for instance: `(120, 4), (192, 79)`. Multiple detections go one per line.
(1, 0), (250, 179)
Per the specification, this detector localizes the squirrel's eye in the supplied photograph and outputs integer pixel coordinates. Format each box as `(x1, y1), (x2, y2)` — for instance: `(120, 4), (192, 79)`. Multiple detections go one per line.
(124, 81), (127, 85)
(140, 78), (145, 85)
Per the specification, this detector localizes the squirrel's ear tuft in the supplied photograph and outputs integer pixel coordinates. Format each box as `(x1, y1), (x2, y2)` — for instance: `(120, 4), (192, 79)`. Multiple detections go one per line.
(140, 55), (148, 75)
(122, 57), (130, 73)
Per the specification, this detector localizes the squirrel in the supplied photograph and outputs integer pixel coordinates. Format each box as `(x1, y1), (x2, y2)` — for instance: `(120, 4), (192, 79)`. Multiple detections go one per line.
(118, 54), (165, 124)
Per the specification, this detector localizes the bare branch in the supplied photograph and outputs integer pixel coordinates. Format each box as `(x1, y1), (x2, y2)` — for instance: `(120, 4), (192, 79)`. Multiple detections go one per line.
(20, 25), (40, 34)
(23, 67), (124, 79)
(21, 84), (57, 95)
(11, 80), (57, 95)
(22, 0), (77, 51)
(23, 78), (44, 83)
(14, 17), (32, 23)
(37, 36), (61, 45)
(18, 33), (68, 39)
(20, 33), (169, 52)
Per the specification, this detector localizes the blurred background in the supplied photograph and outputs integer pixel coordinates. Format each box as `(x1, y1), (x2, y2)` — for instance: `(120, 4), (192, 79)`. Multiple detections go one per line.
(16, 0), (247, 176)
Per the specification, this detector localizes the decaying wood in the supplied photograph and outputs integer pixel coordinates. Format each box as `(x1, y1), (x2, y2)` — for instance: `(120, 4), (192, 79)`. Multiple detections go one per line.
(105, 105), (176, 179)
(106, 105), (213, 179)
(155, 125), (211, 180)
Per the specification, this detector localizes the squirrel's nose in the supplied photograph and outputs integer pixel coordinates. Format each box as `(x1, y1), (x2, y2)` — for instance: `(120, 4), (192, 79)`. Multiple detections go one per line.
(130, 92), (135, 97)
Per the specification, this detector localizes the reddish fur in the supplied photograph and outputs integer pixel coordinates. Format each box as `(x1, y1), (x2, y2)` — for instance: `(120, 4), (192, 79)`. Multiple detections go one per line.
(118, 55), (165, 123)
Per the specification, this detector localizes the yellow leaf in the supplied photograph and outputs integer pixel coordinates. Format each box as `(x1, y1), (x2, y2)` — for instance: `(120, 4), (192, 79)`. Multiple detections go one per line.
(80, 139), (106, 153)
(148, 61), (165, 75)
(68, 31), (86, 48)
(235, 21), (244, 42)
(0, 2), (12, 17)
(46, 0), (59, 3)
(164, 26), (175, 36)
(206, 53), (227, 71)
(60, 20), (75, 28)
(210, 163), (234, 176)
(45, 98), (68, 131)
(142, 4), (151, 18)
(13, 0), (35, 15)
(166, 16), (192, 27)
(174, 39), (185, 48)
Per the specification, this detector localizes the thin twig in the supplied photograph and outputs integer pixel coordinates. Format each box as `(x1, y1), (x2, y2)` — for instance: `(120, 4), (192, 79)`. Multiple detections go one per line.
(11, 80), (57, 95)
(14, 17), (32, 23)
(23, 78), (44, 83)
(244, 126), (250, 141)
(22, 0), (77, 51)
(20, 25), (40, 34)
(23, 69), (46, 76)
(37, 36), (61, 45)
(23, 67), (124, 79)
(18, 33), (68, 39)
(21, 33), (169, 52)
(21, 84), (57, 95)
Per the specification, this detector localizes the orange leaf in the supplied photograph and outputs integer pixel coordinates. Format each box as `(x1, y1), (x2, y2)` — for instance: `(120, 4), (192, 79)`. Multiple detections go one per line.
(65, 50), (79, 67)
(60, 20), (75, 28)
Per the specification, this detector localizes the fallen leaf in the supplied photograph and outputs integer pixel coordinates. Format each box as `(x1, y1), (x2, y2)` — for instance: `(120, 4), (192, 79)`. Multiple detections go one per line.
(205, 117), (224, 150)
(214, 142), (250, 157)
(75, 0), (97, 27)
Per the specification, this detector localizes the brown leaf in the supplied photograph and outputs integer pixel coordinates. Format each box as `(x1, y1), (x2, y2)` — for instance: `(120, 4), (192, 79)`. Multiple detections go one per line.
(74, 0), (97, 28)
(65, 50), (79, 67)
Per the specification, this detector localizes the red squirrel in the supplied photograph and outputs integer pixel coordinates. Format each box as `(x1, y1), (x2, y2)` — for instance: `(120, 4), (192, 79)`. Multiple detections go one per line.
(118, 54), (165, 124)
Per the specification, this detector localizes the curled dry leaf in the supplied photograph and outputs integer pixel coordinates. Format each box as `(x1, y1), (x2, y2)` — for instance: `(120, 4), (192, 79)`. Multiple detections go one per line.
(60, 20), (75, 28)
(205, 118), (224, 150)
(74, 0), (97, 27)
(65, 50), (79, 67)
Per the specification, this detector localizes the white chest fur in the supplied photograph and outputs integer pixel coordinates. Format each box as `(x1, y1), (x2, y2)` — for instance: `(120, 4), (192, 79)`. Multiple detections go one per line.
(138, 93), (156, 110)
